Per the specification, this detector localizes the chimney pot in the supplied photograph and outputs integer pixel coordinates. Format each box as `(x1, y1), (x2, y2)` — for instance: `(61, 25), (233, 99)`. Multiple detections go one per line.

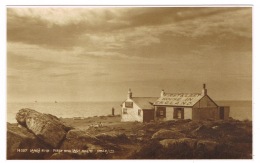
(127, 88), (132, 99)
(202, 84), (207, 96)
(161, 89), (165, 97)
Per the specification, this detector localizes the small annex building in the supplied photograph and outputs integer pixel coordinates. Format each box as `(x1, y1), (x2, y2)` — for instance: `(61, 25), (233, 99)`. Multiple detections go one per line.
(121, 84), (230, 122)
(121, 89), (157, 122)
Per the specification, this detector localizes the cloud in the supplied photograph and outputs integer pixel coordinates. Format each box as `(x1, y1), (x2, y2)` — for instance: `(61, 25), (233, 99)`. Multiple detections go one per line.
(7, 7), (251, 51)
(7, 7), (228, 29)
(7, 7), (252, 102)
(8, 8), (124, 26)
(189, 8), (252, 39)
(93, 72), (109, 77)
(7, 7), (252, 66)
(7, 42), (83, 64)
(83, 51), (126, 57)
(7, 8), (132, 50)
(7, 14), (85, 50)
(48, 72), (78, 77)
(7, 7), (252, 74)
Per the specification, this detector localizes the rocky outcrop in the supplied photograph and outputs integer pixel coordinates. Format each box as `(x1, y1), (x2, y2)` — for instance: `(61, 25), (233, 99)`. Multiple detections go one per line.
(60, 130), (125, 159)
(159, 138), (197, 149)
(151, 129), (186, 140)
(7, 109), (252, 159)
(16, 108), (72, 148)
(95, 132), (129, 144)
(60, 129), (103, 150)
(8, 109), (132, 159)
(7, 123), (49, 159)
(66, 129), (97, 140)
(159, 138), (218, 151)
(191, 125), (219, 138)
(197, 140), (218, 152)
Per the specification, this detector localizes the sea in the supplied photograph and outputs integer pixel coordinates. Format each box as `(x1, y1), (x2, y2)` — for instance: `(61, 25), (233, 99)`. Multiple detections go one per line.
(6, 100), (252, 123)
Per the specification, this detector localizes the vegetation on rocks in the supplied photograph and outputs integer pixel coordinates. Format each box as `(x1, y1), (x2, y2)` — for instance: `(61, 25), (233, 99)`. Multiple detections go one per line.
(7, 109), (252, 159)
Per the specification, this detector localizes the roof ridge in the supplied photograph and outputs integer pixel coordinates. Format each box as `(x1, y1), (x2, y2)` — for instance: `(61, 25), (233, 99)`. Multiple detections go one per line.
(131, 97), (158, 109)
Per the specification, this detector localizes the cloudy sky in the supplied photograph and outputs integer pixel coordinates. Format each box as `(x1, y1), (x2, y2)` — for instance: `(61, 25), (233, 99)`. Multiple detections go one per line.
(7, 7), (252, 102)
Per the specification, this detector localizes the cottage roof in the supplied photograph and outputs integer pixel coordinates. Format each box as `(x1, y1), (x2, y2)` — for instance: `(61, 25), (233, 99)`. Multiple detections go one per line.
(153, 93), (204, 107)
(132, 97), (158, 109)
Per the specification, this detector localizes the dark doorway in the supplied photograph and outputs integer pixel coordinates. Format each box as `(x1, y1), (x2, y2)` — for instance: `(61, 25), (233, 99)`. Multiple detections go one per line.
(173, 108), (184, 119)
(219, 107), (224, 119)
(143, 110), (155, 122)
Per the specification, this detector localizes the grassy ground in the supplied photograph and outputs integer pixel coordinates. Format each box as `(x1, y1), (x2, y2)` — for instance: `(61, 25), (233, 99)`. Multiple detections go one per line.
(60, 115), (143, 136)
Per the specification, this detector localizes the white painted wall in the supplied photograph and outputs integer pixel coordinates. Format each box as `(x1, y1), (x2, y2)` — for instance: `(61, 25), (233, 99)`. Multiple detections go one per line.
(165, 107), (174, 120)
(184, 108), (192, 119)
(164, 107), (192, 120)
(121, 99), (143, 122)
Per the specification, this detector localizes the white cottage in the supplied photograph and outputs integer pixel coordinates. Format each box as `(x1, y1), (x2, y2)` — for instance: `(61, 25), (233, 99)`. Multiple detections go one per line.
(121, 84), (230, 122)
(121, 89), (157, 122)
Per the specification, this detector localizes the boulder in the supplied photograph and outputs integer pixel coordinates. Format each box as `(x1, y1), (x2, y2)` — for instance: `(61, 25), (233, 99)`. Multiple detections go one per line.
(197, 140), (218, 152)
(95, 132), (129, 143)
(60, 129), (123, 159)
(159, 138), (197, 149)
(151, 129), (185, 140)
(60, 129), (103, 150)
(137, 130), (146, 137)
(7, 123), (48, 159)
(66, 129), (98, 141)
(192, 125), (210, 133)
(191, 125), (218, 138)
(16, 108), (72, 148)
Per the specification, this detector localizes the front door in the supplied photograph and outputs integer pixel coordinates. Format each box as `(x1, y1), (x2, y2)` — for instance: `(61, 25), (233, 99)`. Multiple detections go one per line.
(143, 110), (155, 122)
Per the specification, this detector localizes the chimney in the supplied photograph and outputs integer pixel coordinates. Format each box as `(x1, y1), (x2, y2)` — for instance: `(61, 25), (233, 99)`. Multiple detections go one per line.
(127, 88), (132, 99)
(202, 83), (207, 96)
(161, 89), (165, 97)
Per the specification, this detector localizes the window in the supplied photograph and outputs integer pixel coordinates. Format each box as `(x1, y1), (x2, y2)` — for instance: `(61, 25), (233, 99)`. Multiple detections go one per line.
(156, 107), (166, 118)
(125, 102), (133, 108)
(138, 109), (141, 116)
(173, 108), (184, 119)
(160, 110), (164, 116)
(123, 108), (127, 114)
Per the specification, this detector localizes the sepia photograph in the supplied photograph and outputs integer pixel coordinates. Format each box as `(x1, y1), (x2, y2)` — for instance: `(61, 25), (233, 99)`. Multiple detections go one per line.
(6, 6), (252, 159)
